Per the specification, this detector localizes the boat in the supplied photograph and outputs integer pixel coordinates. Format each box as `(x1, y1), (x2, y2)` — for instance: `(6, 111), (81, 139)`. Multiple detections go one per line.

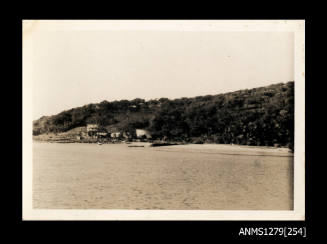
(150, 142), (178, 147)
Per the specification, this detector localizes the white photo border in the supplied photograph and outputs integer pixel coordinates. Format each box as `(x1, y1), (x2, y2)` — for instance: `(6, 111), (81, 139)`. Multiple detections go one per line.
(22, 20), (305, 220)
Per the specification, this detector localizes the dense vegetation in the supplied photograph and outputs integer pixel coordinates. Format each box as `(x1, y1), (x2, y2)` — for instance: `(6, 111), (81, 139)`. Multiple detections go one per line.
(33, 82), (294, 149)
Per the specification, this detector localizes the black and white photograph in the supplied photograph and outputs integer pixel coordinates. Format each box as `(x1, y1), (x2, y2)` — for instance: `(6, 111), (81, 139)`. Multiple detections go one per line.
(22, 20), (305, 220)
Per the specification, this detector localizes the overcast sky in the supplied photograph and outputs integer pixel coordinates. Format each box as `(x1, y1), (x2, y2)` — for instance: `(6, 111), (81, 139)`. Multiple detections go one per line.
(31, 30), (294, 120)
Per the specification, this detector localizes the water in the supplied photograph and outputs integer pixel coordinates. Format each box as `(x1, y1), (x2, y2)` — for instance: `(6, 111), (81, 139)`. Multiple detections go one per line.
(33, 142), (293, 210)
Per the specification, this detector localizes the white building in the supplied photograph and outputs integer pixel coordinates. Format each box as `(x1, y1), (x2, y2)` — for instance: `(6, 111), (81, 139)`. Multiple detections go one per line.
(97, 132), (108, 137)
(86, 124), (98, 132)
(136, 129), (151, 139)
(111, 132), (121, 138)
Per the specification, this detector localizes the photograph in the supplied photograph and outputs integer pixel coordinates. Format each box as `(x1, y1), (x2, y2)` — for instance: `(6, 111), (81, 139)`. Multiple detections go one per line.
(22, 20), (305, 220)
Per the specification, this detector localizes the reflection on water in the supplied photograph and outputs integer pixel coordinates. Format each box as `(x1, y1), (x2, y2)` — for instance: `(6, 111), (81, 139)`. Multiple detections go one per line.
(33, 142), (293, 210)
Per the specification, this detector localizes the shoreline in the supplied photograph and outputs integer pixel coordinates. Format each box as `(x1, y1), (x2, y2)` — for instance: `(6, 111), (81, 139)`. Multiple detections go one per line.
(33, 140), (293, 155)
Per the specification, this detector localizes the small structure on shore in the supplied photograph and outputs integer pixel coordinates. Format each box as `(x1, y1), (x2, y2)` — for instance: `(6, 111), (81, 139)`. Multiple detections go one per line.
(87, 124), (99, 138)
(111, 132), (121, 138)
(86, 124), (110, 139)
(87, 124), (98, 132)
(136, 129), (152, 139)
(97, 132), (108, 138)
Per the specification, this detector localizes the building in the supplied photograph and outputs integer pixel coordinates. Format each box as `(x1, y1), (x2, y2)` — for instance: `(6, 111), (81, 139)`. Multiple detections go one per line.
(87, 124), (98, 132)
(136, 129), (151, 139)
(97, 132), (108, 138)
(111, 132), (121, 138)
(86, 124), (98, 137)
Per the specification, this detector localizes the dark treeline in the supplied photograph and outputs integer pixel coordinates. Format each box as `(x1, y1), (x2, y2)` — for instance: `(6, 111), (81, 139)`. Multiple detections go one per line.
(33, 82), (294, 149)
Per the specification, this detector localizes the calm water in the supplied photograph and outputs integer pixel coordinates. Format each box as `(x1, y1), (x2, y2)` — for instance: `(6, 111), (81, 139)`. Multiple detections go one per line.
(33, 142), (293, 210)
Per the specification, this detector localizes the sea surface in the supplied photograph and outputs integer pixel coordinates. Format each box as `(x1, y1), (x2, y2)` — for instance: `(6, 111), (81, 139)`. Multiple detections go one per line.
(33, 142), (293, 210)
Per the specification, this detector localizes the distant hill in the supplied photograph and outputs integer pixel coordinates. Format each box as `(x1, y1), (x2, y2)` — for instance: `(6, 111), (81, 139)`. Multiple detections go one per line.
(33, 82), (294, 148)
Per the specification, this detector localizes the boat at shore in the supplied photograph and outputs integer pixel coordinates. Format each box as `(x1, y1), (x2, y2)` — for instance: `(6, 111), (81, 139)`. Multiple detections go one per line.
(150, 142), (179, 147)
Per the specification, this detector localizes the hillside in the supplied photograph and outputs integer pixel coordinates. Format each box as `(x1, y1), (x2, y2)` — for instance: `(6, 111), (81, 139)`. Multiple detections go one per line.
(33, 82), (294, 148)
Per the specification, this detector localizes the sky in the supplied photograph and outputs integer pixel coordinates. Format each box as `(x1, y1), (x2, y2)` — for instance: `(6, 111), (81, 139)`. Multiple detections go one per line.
(30, 30), (294, 120)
